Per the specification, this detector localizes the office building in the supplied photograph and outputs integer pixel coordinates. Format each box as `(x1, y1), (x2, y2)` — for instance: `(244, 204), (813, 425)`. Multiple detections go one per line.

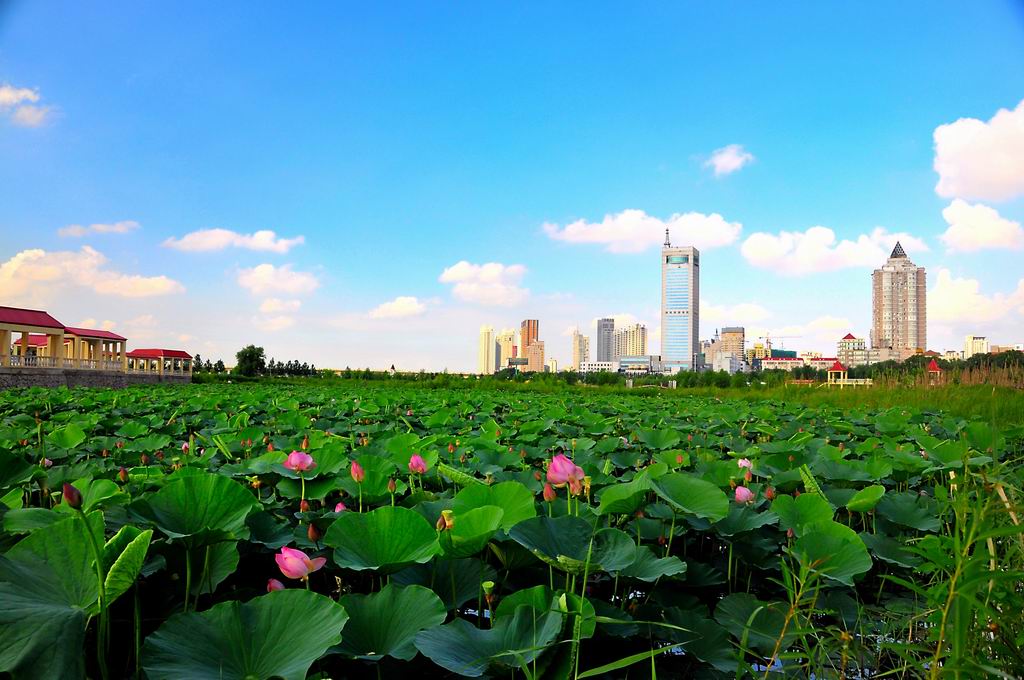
(495, 328), (517, 370)
(613, 323), (647, 359)
(661, 230), (699, 372)
(837, 332), (896, 368)
(871, 242), (926, 359)
(545, 358), (558, 373)
(964, 335), (989, 359)
(720, 327), (745, 358)
(596, 318), (614, 362)
(520, 319), (539, 351)
(477, 325), (496, 375)
(579, 361), (617, 373)
(570, 328), (590, 370)
(525, 341), (545, 373)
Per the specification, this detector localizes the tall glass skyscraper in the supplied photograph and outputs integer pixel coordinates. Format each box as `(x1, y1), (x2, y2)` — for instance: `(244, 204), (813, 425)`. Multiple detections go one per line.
(661, 231), (699, 373)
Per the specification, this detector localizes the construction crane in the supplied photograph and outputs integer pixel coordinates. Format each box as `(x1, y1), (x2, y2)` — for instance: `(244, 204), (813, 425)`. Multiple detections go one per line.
(755, 334), (802, 350)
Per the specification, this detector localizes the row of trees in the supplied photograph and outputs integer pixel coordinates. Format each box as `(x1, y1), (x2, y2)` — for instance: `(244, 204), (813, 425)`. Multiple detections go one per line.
(190, 355), (227, 373)
(233, 345), (321, 377)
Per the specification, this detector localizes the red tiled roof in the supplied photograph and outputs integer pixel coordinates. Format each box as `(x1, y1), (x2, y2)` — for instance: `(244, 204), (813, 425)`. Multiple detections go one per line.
(0, 306), (65, 329)
(927, 358), (942, 372)
(841, 333), (857, 340)
(64, 326), (127, 341)
(829, 360), (846, 372)
(14, 334), (54, 347)
(127, 348), (192, 359)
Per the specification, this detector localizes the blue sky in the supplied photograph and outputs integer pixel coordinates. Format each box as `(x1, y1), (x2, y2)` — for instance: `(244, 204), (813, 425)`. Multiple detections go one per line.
(2, 2), (1024, 370)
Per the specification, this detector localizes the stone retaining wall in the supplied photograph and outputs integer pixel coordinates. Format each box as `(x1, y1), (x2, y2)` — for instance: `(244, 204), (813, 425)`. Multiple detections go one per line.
(0, 368), (191, 389)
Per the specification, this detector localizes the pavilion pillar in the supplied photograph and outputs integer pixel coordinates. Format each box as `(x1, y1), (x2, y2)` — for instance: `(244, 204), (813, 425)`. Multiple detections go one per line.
(121, 342), (127, 372)
(158, 358), (165, 377)
(20, 333), (29, 363)
(0, 330), (9, 366)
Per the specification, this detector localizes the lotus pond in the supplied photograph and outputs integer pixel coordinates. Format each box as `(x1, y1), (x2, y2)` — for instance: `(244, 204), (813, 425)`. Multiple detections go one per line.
(0, 383), (1022, 679)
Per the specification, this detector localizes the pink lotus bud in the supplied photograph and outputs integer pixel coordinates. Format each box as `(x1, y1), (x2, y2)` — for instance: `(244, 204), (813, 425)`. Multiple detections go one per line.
(307, 523), (322, 542)
(787, 528), (794, 538)
(408, 454), (428, 475)
(675, 454), (684, 464)
(764, 486), (776, 500)
(744, 470), (752, 482)
(267, 443), (275, 452)
(140, 453), (151, 465)
(267, 578), (285, 592)
(181, 442), (189, 454)
(334, 501), (347, 512)
(299, 499), (310, 513)
(542, 483), (557, 503)
(447, 443), (455, 454)
(284, 451), (316, 472)
(274, 546), (326, 581)
(387, 478), (397, 494)
(406, 409), (413, 416)
(63, 482), (83, 509)
(734, 486), (755, 504)
(350, 460), (365, 483)
(42, 458), (53, 468)
(737, 458), (752, 469)
(118, 467), (129, 483)
(301, 435), (309, 451)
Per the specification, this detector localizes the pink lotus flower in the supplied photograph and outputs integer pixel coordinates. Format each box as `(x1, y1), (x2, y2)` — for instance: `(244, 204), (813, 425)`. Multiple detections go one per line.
(547, 454), (585, 497)
(350, 460), (365, 483)
(734, 486), (755, 504)
(41, 458), (53, 468)
(737, 458), (752, 469)
(283, 451), (316, 472)
(408, 454), (428, 475)
(275, 546), (326, 581)
(267, 578), (285, 592)
(181, 442), (189, 454)
(334, 501), (347, 512)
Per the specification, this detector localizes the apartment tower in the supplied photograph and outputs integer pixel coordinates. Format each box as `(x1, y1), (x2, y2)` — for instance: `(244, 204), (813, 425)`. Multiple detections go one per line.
(477, 325), (496, 375)
(720, 327), (745, 358)
(570, 328), (590, 370)
(612, 323), (647, 359)
(871, 242), (926, 357)
(661, 230), (699, 372)
(596, 318), (614, 362)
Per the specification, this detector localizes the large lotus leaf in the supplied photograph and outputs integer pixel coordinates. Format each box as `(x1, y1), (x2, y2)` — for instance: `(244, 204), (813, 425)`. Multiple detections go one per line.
(596, 465), (667, 516)
(415, 605), (563, 677)
(714, 505), (778, 536)
(452, 481), (536, 530)
(771, 493), (834, 537)
(0, 450), (35, 490)
(335, 584), (446, 660)
(650, 473), (730, 521)
(876, 491), (942, 532)
(636, 428), (681, 450)
(392, 557), (497, 610)
(129, 472), (258, 546)
(58, 477), (125, 513)
(846, 485), (886, 512)
(102, 525), (154, 607)
(440, 506), (504, 558)
(508, 516), (635, 574)
(187, 541), (239, 596)
(2, 507), (62, 534)
(142, 590), (348, 680)
(714, 593), (795, 657)
(860, 532), (921, 568)
(615, 546), (687, 581)
(791, 521), (872, 586)
(325, 505), (440, 572)
(385, 433), (440, 471)
(662, 607), (737, 673)
(46, 422), (86, 450)
(0, 512), (118, 679)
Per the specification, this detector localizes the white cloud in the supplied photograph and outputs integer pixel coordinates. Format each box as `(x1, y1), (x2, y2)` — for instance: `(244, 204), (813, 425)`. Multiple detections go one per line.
(74, 318), (117, 331)
(237, 264), (319, 296)
(704, 144), (755, 177)
(543, 209), (742, 254)
(259, 298), (302, 314)
(701, 300), (771, 325)
(741, 226), (928, 276)
(439, 261), (528, 306)
(929, 268), (1024, 325)
(0, 246), (184, 299)
(58, 220), (140, 238)
(934, 99), (1024, 202)
(369, 296), (426, 319)
(256, 315), (296, 332)
(0, 84), (52, 127)
(746, 315), (855, 355)
(939, 199), (1023, 253)
(163, 228), (305, 254)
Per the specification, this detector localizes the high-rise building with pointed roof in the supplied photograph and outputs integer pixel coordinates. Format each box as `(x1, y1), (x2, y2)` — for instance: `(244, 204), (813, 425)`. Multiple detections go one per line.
(871, 242), (926, 357)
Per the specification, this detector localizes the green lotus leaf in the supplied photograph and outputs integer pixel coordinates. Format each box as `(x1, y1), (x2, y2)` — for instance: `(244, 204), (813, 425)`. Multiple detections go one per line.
(790, 521), (872, 586)
(714, 593), (794, 657)
(392, 557), (497, 610)
(846, 485), (886, 512)
(650, 473), (730, 521)
(142, 590), (348, 680)
(440, 505), (504, 558)
(325, 505), (440, 572)
(335, 584), (446, 660)
(508, 516), (636, 574)
(615, 546), (687, 581)
(771, 493), (834, 537)
(636, 428), (681, 450)
(452, 481), (536, 529)
(46, 423), (86, 450)
(876, 491), (942, 532)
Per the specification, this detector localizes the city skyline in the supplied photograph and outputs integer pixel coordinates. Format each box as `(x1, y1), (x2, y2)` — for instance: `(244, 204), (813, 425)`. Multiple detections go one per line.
(2, 3), (1023, 371)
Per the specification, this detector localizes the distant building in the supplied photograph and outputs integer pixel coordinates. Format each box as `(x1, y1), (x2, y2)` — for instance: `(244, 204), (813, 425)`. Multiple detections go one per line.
(477, 325), (496, 375)
(525, 341), (545, 373)
(545, 358), (558, 373)
(964, 335), (989, 359)
(495, 328), (517, 370)
(720, 327), (745, 358)
(520, 319), (539, 351)
(661, 230), (699, 372)
(759, 357), (805, 371)
(871, 242), (926, 359)
(613, 323), (647, 359)
(579, 361), (617, 373)
(745, 342), (770, 364)
(570, 328), (590, 370)
(943, 349), (963, 361)
(618, 354), (663, 374)
(837, 332), (896, 368)
(596, 318), (615, 362)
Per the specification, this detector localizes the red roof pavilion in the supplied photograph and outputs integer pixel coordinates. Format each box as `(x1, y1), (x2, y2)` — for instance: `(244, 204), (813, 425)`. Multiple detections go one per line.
(927, 358), (942, 373)
(829, 360), (846, 372)
(127, 348), (192, 360)
(841, 333), (857, 340)
(0, 306), (65, 329)
(64, 327), (127, 342)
